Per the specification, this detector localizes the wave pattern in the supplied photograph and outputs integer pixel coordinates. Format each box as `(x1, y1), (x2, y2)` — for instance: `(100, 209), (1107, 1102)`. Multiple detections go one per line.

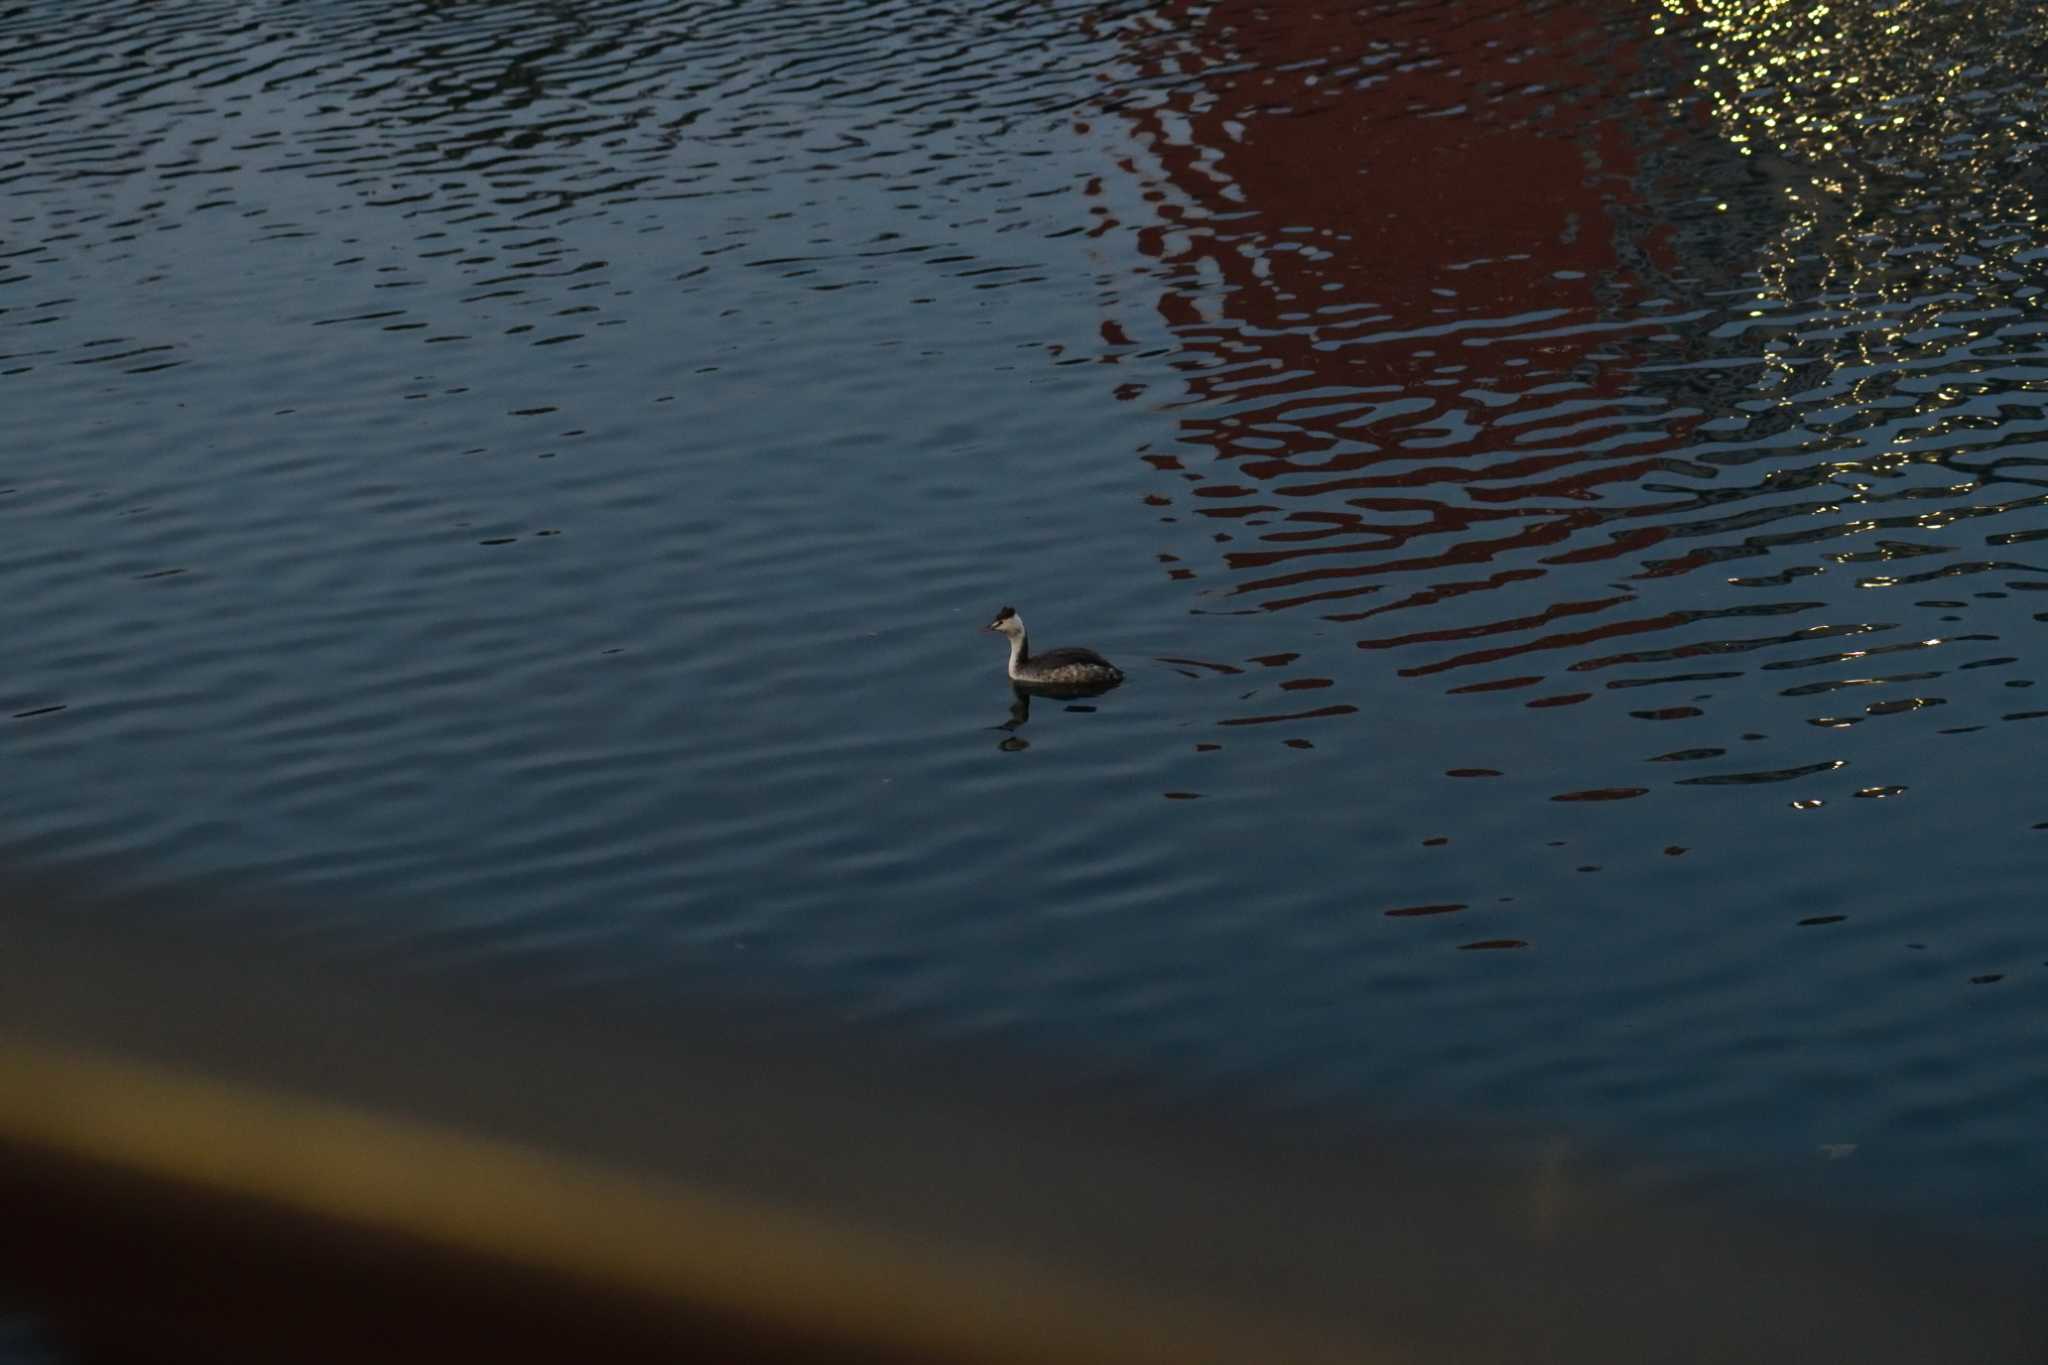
(1092, 0), (2048, 799)
(0, 0), (1146, 367)
(4, 0), (2048, 1232)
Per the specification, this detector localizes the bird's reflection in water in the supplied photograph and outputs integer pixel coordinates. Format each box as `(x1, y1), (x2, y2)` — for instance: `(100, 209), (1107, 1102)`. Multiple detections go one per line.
(993, 680), (1118, 752)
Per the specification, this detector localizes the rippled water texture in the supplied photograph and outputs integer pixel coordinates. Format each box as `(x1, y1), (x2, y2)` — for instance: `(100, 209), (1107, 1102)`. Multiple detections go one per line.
(6, 0), (2048, 1224)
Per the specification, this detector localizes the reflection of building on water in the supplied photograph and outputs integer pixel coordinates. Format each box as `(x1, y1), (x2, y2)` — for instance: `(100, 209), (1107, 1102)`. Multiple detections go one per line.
(1094, 0), (2048, 720)
(1092, 0), (1714, 697)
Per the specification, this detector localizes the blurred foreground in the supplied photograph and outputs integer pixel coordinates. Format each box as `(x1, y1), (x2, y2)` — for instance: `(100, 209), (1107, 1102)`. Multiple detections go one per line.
(0, 869), (2038, 1364)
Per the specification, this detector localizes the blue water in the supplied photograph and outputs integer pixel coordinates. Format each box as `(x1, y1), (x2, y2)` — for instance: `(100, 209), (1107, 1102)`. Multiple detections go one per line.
(5, 0), (2048, 1233)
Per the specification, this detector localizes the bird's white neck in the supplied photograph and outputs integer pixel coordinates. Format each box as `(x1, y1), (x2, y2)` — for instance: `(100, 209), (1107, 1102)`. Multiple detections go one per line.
(1006, 630), (1030, 678)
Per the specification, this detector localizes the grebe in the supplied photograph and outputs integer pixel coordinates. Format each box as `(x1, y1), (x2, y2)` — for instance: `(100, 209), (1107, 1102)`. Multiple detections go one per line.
(985, 606), (1124, 687)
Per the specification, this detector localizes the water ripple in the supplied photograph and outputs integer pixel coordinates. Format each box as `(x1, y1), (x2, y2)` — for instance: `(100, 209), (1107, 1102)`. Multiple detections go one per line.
(6, 0), (2048, 1238)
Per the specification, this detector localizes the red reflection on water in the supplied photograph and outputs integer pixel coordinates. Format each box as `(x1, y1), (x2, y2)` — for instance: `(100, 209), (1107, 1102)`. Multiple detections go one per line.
(1099, 0), (1699, 688)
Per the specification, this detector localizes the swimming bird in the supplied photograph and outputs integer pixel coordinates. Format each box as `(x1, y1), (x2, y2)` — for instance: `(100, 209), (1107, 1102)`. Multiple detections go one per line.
(984, 606), (1123, 688)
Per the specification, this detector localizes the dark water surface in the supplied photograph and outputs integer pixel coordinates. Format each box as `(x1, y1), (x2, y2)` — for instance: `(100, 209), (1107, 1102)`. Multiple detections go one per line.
(7, 0), (2048, 1229)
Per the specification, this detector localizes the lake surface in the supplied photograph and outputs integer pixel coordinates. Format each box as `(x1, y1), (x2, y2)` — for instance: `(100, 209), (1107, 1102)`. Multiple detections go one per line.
(6, 0), (2048, 1236)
